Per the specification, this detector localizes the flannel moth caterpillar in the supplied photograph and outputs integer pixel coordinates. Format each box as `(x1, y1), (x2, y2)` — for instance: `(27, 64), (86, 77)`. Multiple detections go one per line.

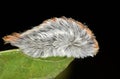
(3, 17), (99, 58)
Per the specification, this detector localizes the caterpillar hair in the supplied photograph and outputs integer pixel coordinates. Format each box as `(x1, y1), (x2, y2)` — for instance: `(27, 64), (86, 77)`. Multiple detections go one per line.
(3, 16), (99, 58)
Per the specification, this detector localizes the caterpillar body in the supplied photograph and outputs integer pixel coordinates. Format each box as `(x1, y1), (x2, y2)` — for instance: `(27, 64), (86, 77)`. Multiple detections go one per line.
(3, 17), (99, 58)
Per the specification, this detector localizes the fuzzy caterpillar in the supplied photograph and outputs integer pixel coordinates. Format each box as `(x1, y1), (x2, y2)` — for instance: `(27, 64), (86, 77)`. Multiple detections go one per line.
(3, 17), (99, 58)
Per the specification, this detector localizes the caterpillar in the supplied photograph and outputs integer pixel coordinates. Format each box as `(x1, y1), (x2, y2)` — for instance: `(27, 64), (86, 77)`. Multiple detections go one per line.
(3, 16), (99, 58)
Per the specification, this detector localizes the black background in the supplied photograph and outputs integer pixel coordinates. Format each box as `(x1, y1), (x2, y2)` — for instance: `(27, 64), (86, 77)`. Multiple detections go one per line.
(0, 1), (119, 79)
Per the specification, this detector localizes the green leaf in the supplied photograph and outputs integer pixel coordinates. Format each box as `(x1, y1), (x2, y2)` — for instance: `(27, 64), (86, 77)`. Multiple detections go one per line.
(0, 49), (74, 79)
